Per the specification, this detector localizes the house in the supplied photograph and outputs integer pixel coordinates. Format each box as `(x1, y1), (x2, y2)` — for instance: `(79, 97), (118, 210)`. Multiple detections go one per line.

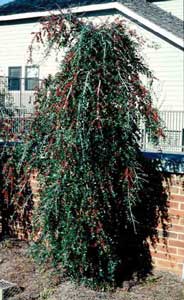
(0, 0), (183, 150)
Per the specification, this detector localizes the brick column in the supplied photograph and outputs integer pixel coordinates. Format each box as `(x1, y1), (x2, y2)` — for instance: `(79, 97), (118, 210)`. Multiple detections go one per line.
(151, 175), (184, 278)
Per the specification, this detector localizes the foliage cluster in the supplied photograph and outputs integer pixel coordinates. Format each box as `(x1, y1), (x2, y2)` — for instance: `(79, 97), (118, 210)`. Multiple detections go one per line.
(0, 14), (168, 287)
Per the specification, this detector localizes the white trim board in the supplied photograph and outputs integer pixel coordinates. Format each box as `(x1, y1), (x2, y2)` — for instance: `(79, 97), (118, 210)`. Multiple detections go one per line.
(0, 2), (183, 50)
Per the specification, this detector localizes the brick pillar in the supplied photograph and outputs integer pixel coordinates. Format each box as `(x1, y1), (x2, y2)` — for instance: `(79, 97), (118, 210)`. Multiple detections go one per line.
(151, 175), (184, 278)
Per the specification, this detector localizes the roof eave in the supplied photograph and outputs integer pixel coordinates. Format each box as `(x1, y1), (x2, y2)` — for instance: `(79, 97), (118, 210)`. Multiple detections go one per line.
(0, 1), (183, 50)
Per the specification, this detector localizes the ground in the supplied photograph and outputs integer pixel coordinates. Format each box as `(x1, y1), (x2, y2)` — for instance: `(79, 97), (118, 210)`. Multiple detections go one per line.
(0, 240), (183, 300)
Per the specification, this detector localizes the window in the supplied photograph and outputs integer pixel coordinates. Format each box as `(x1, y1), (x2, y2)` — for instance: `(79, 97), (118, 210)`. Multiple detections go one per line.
(8, 67), (21, 91)
(25, 66), (39, 90)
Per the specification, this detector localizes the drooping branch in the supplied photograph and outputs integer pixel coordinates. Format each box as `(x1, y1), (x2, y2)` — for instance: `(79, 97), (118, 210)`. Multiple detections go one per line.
(0, 13), (168, 287)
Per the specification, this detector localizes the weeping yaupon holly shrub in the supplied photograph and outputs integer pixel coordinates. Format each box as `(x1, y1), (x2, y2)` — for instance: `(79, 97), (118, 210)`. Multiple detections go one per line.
(3, 14), (169, 286)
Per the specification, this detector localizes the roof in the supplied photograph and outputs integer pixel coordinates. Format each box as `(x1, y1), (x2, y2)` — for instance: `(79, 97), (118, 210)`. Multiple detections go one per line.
(0, 0), (183, 45)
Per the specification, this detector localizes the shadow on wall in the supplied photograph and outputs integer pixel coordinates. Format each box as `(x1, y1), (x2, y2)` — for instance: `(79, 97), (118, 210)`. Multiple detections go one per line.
(115, 156), (170, 283)
(95, 155), (170, 284)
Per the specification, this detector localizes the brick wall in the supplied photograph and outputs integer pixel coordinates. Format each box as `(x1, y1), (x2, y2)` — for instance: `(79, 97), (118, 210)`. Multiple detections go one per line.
(151, 174), (184, 278)
(29, 172), (184, 278)
(1, 172), (184, 279)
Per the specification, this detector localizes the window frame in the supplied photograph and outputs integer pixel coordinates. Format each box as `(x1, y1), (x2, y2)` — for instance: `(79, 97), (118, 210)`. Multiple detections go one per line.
(25, 65), (39, 91)
(8, 66), (22, 91)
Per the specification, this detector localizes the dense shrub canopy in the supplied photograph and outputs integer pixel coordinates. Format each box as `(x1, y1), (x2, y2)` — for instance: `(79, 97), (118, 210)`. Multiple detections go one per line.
(1, 14), (168, 287)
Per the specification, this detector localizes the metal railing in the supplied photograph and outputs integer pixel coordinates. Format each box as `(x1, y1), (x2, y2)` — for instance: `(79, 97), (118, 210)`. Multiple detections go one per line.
(0, 76), (39, 138)
(0, 110), (183, 153)
(0, 76), (184, 153)
(0, 76), (41, 111)
(141, 111), (184, 153)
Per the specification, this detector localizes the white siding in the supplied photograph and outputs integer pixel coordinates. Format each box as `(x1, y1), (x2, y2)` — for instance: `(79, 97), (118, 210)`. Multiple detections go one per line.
(155, 0), (184, 20)
(0, 11), (183, 111)
(134, 25), (184, 111)
(0, 22), (60, 78)
(87, 14), (184, 111)
(0, 22), (61, 109)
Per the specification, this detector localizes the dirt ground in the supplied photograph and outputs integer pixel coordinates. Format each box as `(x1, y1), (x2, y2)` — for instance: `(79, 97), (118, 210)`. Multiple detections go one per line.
(0, 240), (183, 300)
